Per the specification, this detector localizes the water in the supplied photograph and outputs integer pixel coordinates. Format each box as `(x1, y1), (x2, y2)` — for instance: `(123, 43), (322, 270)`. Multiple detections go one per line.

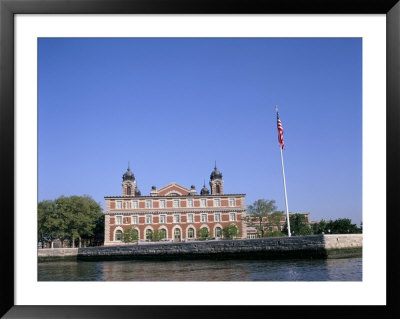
(38, 258), (362, 281)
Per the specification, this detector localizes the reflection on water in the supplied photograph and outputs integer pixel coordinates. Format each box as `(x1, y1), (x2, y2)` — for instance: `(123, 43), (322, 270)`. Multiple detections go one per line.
(38, 258), (362, 281)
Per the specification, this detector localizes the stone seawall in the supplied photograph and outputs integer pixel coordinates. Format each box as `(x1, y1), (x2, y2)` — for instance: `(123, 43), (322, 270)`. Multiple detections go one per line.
(323, 234), (363, 258)
(37, 234), (362, 261)
(38, 248), (78, 261)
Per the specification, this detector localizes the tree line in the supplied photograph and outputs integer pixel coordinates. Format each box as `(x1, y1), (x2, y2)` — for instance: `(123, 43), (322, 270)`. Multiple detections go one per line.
(245, 199), (362, 237)
(38, 195), (104, 248)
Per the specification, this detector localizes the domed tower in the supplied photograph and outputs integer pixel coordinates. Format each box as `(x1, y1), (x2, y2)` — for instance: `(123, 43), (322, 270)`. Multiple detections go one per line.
(200, 181), (210, 195)
(209, 162), (223, 195)
(122, 163), (137, 196)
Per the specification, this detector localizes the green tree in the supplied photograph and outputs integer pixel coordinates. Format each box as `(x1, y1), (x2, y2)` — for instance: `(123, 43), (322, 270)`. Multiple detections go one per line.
(326, 218), (361, 234)
(198, 227), (210, 240)
(222, 224), (239, 239)
(38, 195), (103, 248)
(55, 195), (103, 247)
(246, 199), (277, 237)
(152, 229), (161, 242)
(267, 211), (285, 232)
(38, 200), (66, 248)
(123, 228), (139, 243)
(284, 213), (313, 236)
(312, 219), (328, 234)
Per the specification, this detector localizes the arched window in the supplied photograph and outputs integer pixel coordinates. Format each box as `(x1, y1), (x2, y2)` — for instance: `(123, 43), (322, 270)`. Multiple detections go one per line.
(127, 186), (131, 195)
(159, 229), (167, 240)
(215, 227), (222, 238)
(146, 229), (153, 241)
(115, 230), (123, 241)
(188, 227), (195, 239)
(174, 228), (181, 242)
(216, 184), (220, 194)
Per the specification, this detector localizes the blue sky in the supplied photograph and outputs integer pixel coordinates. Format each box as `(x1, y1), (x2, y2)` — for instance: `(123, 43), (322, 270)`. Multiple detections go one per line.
(38, 38), (362, 225)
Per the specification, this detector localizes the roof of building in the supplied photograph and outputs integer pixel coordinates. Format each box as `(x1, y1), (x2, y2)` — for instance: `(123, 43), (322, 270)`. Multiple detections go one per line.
(105, 207), (246, 214)
(104, 193), (245, 199)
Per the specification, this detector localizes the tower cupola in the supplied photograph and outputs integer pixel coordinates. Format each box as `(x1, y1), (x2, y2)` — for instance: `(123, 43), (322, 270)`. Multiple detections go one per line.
(122, 162), (137, 196)
(209, 161), (224, 195)
(200, 181), (210, 195)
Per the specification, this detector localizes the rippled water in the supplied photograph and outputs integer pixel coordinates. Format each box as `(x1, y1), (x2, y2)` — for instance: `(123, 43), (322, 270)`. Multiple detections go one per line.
(38, 258), (362, 281)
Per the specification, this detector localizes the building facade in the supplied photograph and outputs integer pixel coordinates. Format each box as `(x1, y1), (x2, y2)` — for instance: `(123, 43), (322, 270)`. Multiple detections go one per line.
(104, 164), (247, 245)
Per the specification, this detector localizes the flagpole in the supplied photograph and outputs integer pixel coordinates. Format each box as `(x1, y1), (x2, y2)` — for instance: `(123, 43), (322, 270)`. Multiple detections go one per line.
(276, 105), (291, 237)
(280, 146), (291, 237)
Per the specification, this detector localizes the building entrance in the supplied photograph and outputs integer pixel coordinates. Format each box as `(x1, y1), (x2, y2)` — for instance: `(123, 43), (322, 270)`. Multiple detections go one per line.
(174, 228), (181, 242)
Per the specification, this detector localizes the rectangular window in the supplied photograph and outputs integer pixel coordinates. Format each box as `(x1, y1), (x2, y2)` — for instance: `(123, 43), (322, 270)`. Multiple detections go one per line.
(188, 214), (194, 223)
(215, 213), (221, 222)
(187, 199), (193, 207)
(146, 200), (152, 208)
(160, 215), (166, 223)
(160, 200), (166, 208)
(214, 199), (220, 207)
(116, 201), (122, 209)
(229, 198), (235, 207)
(201, 214), (207, 222)
(173, 199), (180, 208)
(116, 216), (122, 225)
(132, 216), (138, 224)
(132, 201), (138, 209)
(174, 215), (180, 223)
(230, 213), (236, 221)
(126, 201), (130, 209)
(146, 215), (152, 224)
(201, 199), (207, 207)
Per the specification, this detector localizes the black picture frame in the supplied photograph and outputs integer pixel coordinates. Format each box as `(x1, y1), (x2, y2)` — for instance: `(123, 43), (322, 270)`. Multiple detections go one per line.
(1, 0), (399, 318)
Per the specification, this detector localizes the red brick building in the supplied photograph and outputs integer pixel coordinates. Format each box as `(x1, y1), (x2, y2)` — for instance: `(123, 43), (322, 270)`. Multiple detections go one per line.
(104, 164), (247, 245)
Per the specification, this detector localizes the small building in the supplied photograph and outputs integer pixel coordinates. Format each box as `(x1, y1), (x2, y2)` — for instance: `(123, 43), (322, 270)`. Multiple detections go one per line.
(104, 164), (247, 245)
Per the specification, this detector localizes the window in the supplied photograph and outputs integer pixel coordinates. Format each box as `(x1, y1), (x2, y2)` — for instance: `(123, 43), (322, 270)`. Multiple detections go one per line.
(216, 185), (221, 194)
(160, 200), (166, 208)
(230, 213), (236, 221)
(132, 216), (138, 224)
(215, 213), (221, 222)
(115, 230), (123, 241)
(188, 228), (195, 239)
(160, 215), (166, 223)
(174, 215), (180, 223)
(187, 214), (194, 223)
(127, 186), (131, 196)
(146, 200), (152, 208)
(229, 198), (235, 206)
(116, 216), (122, 225)
(132, 201), (138, 209)
(173, 199), (180, 208)
(214, 199), (220, 207)
(201, 199), (206, 207)
(126, 201), (130, 209)
(116, 201), (122, 209)
(146, 229), (153, 241)
(146, 215), (152, 224)
(215, 227), (222, 238)
(201, 214), (207, 222)
(187, 199), (193, 207)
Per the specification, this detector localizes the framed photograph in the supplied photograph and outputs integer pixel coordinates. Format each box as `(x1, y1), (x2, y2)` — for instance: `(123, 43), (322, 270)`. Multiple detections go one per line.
(1, 0), (399, 317)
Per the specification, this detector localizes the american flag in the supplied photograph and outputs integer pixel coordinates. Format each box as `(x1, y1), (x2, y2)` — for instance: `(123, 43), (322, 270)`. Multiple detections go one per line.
(277, 111), (285, 150)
